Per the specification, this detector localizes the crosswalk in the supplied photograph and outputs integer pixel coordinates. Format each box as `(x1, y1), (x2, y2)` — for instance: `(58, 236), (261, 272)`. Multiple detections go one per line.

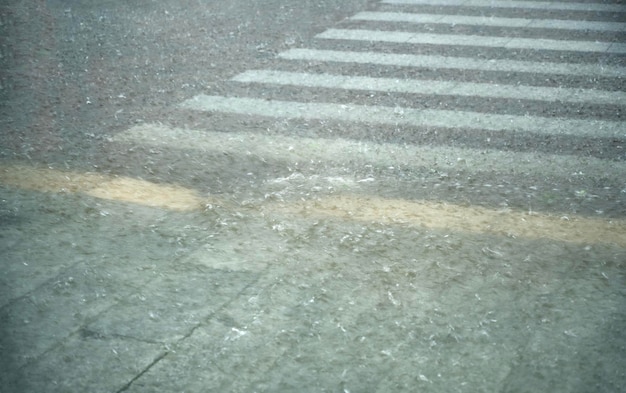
(170, 0), (625, 127)
(5, 0), (622, 242)
(173, 3), (625, 142)
(108, 0), (626, 229)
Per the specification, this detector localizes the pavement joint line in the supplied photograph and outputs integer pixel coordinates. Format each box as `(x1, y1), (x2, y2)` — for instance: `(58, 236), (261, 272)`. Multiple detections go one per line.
(278, 48), (626, 78)
(232, 69), (626, 105)
(115, 351), (169, 393)
(118, 273), (265, 391)
(381, 0), (626, 13)
(2, 161), (625, 247)
(179, 94), (624, 138)
(316, 29), (626, 54)
(350, 12), (626, 32)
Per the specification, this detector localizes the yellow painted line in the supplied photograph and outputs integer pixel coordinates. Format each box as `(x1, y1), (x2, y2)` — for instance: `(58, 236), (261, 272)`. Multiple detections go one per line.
(280, 195), (626, 247)
(1, 164), (625, 247)
(0, 164), (205, 212)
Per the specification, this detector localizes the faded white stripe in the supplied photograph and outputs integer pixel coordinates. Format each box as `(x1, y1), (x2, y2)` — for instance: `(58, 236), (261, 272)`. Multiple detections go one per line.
(179, 95), (624, 138)
(382, 0), (626, 13)
(232, 70), (626, 105)
(351, 12), (626, 32)
(114, 123), (626, 186)
(317, 29), (624, 53)
(278, 48), (626, 78)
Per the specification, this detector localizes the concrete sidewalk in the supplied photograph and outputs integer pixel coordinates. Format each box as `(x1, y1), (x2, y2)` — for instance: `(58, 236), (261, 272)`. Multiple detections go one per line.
(1, 171), (625, 392)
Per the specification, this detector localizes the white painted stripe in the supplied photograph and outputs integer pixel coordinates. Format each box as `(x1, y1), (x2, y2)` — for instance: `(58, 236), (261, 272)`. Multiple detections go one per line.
(317, 29), (624, 53)
(382, 0), (626, 13)
(351, 12), (626, 32)
(278, 48), (626, 78)
(114, 124), (626, 188)
(232, 69), (626, 105)
(179, 95), (624, 138)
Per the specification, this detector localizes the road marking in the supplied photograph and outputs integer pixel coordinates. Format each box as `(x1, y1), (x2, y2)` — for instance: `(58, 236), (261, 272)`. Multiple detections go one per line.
(281, 195), (626, 247)
(0, 164), (205, 211)
(179, 95), (624, 138)
(114, 124), (626, 188)
(317, 29), (625, 54)
(3, 162), (624, 246)
(28, 2), (619, 245)
(279, 49), (626, 78)
(351, 12), (626, 32)
(232, 70), (625, 105)
(382, 0), (626, 13)
(117, 124), (626, 247)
